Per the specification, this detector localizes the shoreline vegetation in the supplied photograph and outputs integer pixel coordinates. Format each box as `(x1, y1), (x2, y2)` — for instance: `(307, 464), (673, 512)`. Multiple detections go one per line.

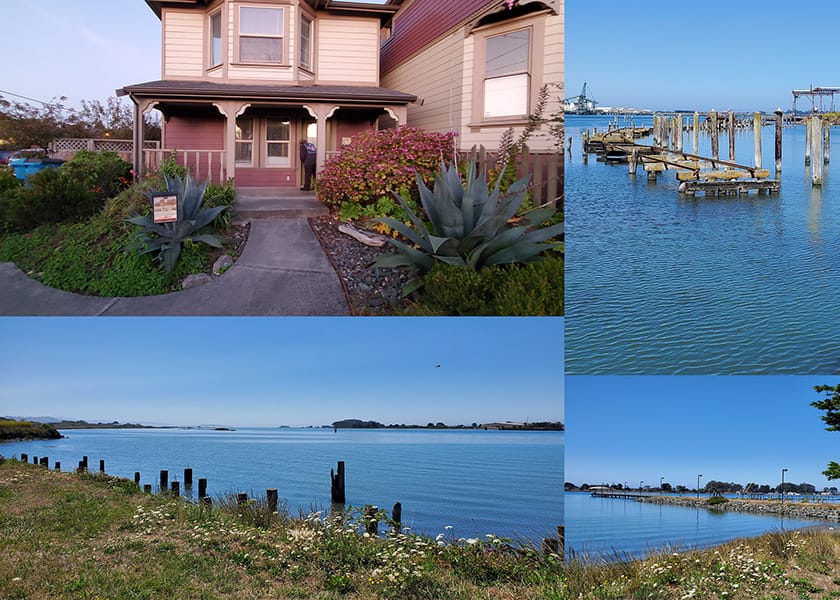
(0, 419), (62, 442)
(637, 494), (840, 523)
(2, 460), (839, 599)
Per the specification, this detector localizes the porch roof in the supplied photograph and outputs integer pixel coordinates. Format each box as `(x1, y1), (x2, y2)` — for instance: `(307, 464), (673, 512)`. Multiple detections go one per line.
(118, 80), (416, 105)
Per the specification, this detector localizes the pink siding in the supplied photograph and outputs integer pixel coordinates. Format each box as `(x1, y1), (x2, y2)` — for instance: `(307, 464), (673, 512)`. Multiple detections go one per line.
(235, 168), (298, 187)
(336, 119), (375, 148)
(164, 116), (226, 183)
(381, 0), (490, 73)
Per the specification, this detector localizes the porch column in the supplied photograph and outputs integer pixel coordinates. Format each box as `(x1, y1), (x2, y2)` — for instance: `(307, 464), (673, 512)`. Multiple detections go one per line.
(130, 98), (157, 180)
(303, 103), (339, 174)
(213, 101), (250, 183)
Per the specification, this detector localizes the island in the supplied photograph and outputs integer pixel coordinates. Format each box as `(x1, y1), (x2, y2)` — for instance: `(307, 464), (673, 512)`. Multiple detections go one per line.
(329, 419), (563, 430)
(0, 419), (63, 441)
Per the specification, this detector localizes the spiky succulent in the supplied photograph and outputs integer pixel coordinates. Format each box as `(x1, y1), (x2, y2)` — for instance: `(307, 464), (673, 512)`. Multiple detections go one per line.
(127, 172), (227, 272)
(372, 160), (563, 294)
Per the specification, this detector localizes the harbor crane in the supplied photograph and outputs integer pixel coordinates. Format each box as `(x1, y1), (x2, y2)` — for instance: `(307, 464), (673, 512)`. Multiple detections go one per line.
(565, 82), (599, 114)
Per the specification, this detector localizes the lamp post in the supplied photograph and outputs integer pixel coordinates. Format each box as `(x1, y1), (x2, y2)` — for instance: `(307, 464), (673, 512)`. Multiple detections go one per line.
(639, 480), (644, 497)
(781, 468), (788, 503)
(697, 474), (702, 499)
(660, 476), (665, 493)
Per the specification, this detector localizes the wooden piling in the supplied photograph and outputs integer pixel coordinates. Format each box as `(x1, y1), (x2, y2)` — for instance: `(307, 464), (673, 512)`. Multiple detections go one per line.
(54, 462), (60, 471)
(710, 111), (719, 160)
(566, 135), (572, 154)
(805, 118), (811, 165)
(134, 472), (141, 484)
(171, 481), (180, 497)
(77, 460), (85, 473)
(198, 478), (208, 499)
(237, 492), (248, 506)
(160, 470), (168, 492)
(693, 112), (699, 154)
(364, 505), (378, 536)
(20, 453), (27, 463)
(753, 112), (762, 168)
(184, 468), (193, 486)
(82, 456), (88, 470)
(628, 148), (639, 175)
(582, 130), (589, 158)
(39, 457), (48, 467)
(728, 111), (736, 161)
(825, 125), (831, 164)
(99, 459), (105, 473)
(331, 461), (346, 504)
(811, 117), (824, 186)
(774, 109), (783, 174)
(266, 488), (278, 513)
(143, 484), (152, 493)
(200, 496), (212, 507)
(33, 455), (38, 464)
(558, 525), (565, 559)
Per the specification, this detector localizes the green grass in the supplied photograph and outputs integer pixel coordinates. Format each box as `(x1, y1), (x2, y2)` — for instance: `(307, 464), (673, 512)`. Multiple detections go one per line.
(1, 461), (838, 599)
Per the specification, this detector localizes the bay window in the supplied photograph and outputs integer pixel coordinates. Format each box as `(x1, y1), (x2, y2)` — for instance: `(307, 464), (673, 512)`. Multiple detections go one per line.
(209, 10), (222, 67)
(238, 6), (284, 63)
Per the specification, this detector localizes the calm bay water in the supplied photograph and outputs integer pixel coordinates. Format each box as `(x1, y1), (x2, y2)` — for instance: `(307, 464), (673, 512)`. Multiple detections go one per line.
(565, 492), (830, 560)
(565, 114), (840, 374)
(1, 428), (563, 544)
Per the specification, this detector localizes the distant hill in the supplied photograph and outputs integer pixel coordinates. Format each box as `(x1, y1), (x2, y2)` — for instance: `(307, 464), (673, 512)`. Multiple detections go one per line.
(48, 420), (157, 430)
(0, 419), (62, 441)
(331, 419), (564, 430)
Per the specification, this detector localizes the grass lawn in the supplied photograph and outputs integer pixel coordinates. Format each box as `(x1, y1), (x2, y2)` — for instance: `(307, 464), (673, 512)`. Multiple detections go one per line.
(1, 460), (838, 599)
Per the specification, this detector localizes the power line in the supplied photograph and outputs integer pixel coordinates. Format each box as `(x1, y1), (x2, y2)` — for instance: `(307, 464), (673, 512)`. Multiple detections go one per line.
(0, 89), (53, 106)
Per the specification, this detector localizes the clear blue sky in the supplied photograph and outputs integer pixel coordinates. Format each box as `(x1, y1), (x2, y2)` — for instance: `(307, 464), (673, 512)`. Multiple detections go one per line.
(0, 317), (564, 427)
(566, 376), (838, 491)
(566, 0), (840, 112)
(0, 1), (162, 109)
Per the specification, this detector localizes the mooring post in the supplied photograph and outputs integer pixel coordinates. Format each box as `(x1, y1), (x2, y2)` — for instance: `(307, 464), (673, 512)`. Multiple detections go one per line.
(237, 492), (248, 506)
(20, 453), (27, 463)
(82, 456), (88, 470)
(159, 470), (168, 492)
(99, 459), (105, 473)
(134, 471), (141, 484)
(364, 505), (378, 536)
(566, 135), (572, 155)
(171, 481), (180, 497)
(710, 111), (719, 160)
(774, 109), (783, 174)
(753, 112), (762, 168)
(693, 112), (699, 154)
(628, 148), (639, 176)
(391, 502), (402, 533)
(77, 460), (85, 473)
(200, 496), (212, 507)
(582, 130), (589, 158)
(331, 461), (346, 504)
(811, 116), (824, 186)
(676, 115), (684, 151)
(143, 484), (152, 493)
(198, 477), (208, 499)
(805, 117), (811, 165)
(40, 457), (48, 468)
(54, 462), (60, 471)
(728, 111), (736, 161)
(266, 488), (278, 513)
(33, 455), (38, 465)
(184, 468), (193, 486)
(824, 125), (831, 164)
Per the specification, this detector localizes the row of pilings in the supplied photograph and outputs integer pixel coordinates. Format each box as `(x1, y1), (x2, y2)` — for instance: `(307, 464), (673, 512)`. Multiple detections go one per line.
(15, 452), (565, 558)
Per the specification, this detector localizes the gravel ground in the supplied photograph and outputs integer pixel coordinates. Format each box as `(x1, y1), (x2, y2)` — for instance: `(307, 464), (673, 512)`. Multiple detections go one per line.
(308, 216), (409, 315)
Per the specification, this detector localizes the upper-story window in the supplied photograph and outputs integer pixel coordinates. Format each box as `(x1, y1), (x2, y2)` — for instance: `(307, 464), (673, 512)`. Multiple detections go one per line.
(209, 10), (222, 67)
(238, 6), (284, 63)
(299, 13), (313, 70)
(483, 29), (530, 118)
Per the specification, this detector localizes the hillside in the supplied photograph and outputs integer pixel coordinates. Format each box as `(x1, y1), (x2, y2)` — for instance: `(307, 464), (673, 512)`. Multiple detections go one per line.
(0, 419), (62, 441)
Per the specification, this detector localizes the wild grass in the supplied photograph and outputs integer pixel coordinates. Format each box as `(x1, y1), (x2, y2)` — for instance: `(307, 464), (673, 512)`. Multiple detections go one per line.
(1, 460), (838, 599)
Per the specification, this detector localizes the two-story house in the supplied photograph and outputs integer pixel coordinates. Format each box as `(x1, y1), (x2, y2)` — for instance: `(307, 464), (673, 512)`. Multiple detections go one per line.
(119, 0), (416, 188)
(380, 0), (562, 154)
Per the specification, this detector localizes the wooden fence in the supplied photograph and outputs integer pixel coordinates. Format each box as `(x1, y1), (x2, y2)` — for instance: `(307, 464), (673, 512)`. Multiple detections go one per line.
(462, 144), (563, 211)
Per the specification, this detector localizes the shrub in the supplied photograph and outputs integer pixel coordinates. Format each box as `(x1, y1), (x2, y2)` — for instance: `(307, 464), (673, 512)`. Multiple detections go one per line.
(204, 178), (237, 230)
(317, 126), (455, 216)
(417, 257), (563, 315)
(0, 151), (130, 231)
(706, 496), (729, 506)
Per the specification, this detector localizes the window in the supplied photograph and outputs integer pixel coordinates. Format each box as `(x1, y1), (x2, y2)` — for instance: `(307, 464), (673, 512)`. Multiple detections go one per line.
(209, 10), (222, 67)
(299, 13), (312, 70)
(239, 6), (284, 63)
(483, 29), (530, 118)
(265, 119), (290, 166)
(235, 117), (253, 164)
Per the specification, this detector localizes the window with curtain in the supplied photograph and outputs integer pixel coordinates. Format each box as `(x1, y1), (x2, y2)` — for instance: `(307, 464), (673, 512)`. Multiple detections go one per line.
(235, 117), (253, 164)
(483, 29), (530, 118)
(209, 10), (222, 67)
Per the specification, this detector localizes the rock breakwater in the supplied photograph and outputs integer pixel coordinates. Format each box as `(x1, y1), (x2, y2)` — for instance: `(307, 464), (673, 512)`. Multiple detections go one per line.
(638, 495), (840, 522)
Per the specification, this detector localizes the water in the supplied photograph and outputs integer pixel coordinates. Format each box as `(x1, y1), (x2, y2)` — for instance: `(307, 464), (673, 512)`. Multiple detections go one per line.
(565, 491), (831, 560)
(565, 114), (840, 374)
(1, 428), (563, 544)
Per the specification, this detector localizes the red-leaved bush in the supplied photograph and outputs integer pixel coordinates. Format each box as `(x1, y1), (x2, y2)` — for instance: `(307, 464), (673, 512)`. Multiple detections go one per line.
(317, 126), (456, 211)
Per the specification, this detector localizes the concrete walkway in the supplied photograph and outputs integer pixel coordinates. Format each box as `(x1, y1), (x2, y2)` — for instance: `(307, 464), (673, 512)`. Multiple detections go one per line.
(0, 219), (349, 316)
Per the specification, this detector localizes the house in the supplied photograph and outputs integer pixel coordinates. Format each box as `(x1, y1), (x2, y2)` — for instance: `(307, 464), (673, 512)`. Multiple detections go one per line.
(379, 0), (562, 154)
(119, 0), (418, 188)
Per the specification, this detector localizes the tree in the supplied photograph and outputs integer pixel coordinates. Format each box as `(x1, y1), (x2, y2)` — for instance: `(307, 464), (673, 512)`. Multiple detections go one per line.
(811, 384), (840, 480)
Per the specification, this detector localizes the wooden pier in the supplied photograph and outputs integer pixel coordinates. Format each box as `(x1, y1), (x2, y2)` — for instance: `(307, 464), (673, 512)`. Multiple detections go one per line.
(678, 179), (781, 196)
(590, 491), (646, 499)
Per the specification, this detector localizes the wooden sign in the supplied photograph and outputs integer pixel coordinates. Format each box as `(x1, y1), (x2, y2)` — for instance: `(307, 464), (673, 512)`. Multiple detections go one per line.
(153, 193), (178, 223)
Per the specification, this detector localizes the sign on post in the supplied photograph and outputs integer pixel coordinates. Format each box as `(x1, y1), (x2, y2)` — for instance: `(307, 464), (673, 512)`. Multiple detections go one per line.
(152, 193), (178, 223)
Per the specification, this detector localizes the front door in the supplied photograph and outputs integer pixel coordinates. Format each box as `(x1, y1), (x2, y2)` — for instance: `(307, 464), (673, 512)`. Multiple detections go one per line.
(265, 118), (290, 167)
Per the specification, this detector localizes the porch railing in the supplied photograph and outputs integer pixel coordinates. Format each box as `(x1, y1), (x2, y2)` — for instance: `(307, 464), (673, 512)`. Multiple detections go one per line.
(143, 149), (227, 184)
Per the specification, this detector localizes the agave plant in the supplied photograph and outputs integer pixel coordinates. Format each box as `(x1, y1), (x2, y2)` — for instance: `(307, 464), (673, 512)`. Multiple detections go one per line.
(127, 172), (228, 272)
(372, 159), (563, 294)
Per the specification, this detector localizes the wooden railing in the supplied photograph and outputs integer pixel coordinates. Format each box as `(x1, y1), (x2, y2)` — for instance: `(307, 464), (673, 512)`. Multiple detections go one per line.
(143, 149), (227, 184)
(462, 144), (563, 211)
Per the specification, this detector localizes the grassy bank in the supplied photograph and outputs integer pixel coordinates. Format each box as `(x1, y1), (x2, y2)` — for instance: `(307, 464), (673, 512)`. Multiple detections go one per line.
(1, 461), (838, 599)
(0, 419), (61, 441)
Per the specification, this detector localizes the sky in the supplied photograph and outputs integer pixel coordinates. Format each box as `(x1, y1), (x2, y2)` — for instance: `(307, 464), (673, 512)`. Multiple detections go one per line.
(565, 376), (839, 491)
(565, 0), (840, 113)
(0, 317), (564, 428)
